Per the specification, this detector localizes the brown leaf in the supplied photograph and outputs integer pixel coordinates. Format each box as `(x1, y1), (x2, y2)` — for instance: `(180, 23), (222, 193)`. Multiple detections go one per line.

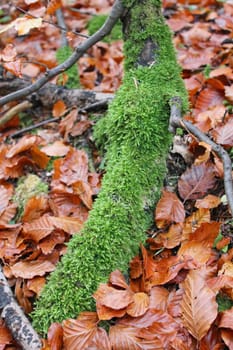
(91, 327), (111, 350)
(126, 292), (149, 317)
(225, 85), (233, 103)
(93, 284), (134, 311)
(195, 194), (221, 209)
(11, 260), (55, 279)
(47, 322), (63, 350)
(109, 324), (163, 350)
(23, 215), (54, 242)
(155, 190), (185, 228)
(71, 120), (93, 137)
(58, 148), (89, 185)
(178, 163), (217, 201)
(72, 180), (93, 209)
(40, 141), (70, 157)
(0, 319), (13, 346)
(109, 270), (129, 290)
(27, 276), (46, 296)
(46, 0), (62, 15)
(212, 118), (233, 146)
(6, 135), (41, 158)
(181, 269), (218, 340)
(30, 145), (50, 169)
(149, 286), (169, 311)
(49, 216), (83, 235)
(22, 196), (49, 222)
(94, 302), (127, 321)
(219, 307), (233, 330)
(63, 312), (98, 350)
(221, 329), (233, 350)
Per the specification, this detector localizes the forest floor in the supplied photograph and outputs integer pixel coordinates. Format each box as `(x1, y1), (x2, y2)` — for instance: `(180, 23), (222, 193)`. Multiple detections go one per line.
(0, 0), (233, 349)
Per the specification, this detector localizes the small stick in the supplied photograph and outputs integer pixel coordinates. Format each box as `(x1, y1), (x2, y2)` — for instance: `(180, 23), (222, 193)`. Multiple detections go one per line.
(169, 97), (233, 217)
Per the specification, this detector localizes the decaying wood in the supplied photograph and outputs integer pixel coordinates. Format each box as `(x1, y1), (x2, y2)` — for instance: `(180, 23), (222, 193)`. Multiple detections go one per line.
(0, 76), (113, 111)
(0, 266), (41, 350)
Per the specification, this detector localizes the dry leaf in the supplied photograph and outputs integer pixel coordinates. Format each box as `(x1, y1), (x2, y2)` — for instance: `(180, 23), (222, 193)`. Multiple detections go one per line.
(181, 269), (218, 340)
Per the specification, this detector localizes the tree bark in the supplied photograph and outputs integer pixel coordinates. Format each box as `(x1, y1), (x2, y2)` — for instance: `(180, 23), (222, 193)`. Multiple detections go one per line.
(32, 0), (188, 335)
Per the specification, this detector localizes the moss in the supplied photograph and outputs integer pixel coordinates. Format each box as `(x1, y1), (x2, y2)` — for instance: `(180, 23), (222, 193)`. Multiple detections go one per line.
(56, 46), (79, 89)
(87, 14), (122, 43)
(32, 0), (188, 335)
(13, 174), (48, 219)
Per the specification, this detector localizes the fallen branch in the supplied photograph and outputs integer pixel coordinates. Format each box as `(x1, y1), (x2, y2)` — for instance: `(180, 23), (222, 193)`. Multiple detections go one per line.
(169, 96), (233, 217)
(0, 0), (123, 107)
(0, 101), (32, 127)
(0, 266), (41, 350)
(0, 76), (113, 110)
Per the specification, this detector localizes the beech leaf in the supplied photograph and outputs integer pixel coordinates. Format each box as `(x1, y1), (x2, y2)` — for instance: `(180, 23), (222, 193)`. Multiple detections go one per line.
(155, 190), (185, 228)
(181, 269), (218, 340)
(178, 163), (216, 201)
(62, 312), (98, 350)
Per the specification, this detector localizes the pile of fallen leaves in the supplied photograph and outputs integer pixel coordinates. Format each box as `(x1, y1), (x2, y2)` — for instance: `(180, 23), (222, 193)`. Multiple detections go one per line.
(1, 0), (233, 349)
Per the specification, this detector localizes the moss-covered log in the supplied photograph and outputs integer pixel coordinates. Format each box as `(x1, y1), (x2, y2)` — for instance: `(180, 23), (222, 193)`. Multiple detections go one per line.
(32, 0), (188, 334)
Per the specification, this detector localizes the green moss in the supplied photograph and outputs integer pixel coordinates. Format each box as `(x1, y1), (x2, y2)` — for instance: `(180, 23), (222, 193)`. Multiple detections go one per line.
(32, 0), (188, 335)
(87, 14), (122, 43)
(13, 174), (48, 218)
(56, 46), (79, 89)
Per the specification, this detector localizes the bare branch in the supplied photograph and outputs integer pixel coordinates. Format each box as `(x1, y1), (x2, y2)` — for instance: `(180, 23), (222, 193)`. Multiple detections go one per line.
(0, 0), (124, 107)
(169, 97), (233, 217)
(0, 266), (41, 350)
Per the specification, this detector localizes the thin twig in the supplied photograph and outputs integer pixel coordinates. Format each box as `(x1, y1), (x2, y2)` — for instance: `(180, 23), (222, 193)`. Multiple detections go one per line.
(14, 5), (89, 39)
(10, 116), (61, 138)
(169, 96), (233, 217)
(0, 0), (124, 107)
(56, 8), (69, 47)
(0, 266), (41, 349)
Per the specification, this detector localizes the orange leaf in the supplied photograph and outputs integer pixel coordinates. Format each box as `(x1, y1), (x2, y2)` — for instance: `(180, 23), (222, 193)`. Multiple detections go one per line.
(11, 260), (55, 279)
(52, 100), (67, 118)
(149, 286), (169, 311)
(6, 135), (41, 158)
(93, 284), (134, 310)
(22, 196), (49, 223)
(49, 216), (83, 235)
(72, 180), (93, 209)
(30, 145), (50, 169)
(109, 324), (163, 350)
(181, 269), (218, 340)
(62, 312), (98, 350)
(47, 323), (63, 350)
(221, 329), (233, 350)
(109, 270), (129, 289)
(195, 194), (221, 209)
(126, 292), (149, 317)
(155, 190), (185, 228)
(40, 141), (70, 157)
(94, 302), (127, 320)
(225, 85), (233, 103)
(46, 0), (62, 15)
(23, 215), (55, 242)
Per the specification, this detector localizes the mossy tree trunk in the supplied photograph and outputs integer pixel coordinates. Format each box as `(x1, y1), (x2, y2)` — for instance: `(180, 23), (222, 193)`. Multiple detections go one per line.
(32, 0), (188, 334)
